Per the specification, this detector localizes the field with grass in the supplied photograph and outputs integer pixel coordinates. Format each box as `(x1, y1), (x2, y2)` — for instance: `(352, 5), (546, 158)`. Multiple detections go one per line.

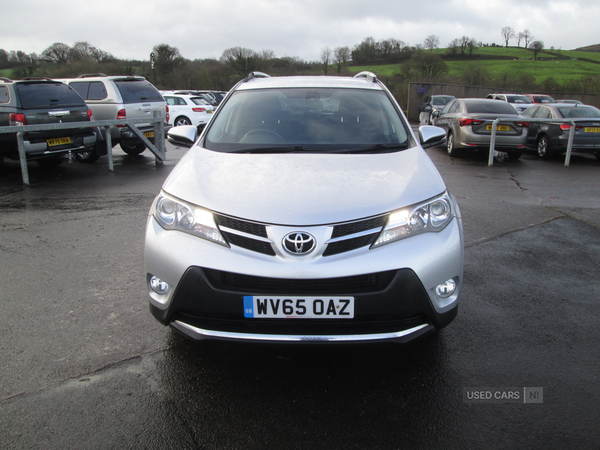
(349, 47), (600, 86)
(0, 69), (13, 78)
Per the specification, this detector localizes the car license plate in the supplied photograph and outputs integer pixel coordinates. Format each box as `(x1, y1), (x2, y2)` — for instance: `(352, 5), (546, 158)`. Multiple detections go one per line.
(584, 127), (600, 133)
(47, 137), (71, 146)
(243, 296), (354, 319)
(486, 125), (510, 131)
(144, 131), (154, 138)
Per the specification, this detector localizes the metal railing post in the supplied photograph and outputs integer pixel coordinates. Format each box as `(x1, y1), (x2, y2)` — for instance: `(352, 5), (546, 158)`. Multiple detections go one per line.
(105, 126), (114, 172)
(153, 110), (165, 165)
(16, 131), (29, 185)
(488, 118), (500, 166)
(564, 121), (576, 167)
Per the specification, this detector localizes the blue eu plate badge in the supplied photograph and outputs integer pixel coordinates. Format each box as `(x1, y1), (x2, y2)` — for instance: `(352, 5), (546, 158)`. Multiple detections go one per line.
(243, 296), (254, 318)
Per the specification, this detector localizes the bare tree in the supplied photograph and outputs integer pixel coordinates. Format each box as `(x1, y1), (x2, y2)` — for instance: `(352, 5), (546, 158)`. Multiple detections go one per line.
(423, 35), (440, 51)
(333, 46), (351, 73)
(516, 32), (524, 48)
(522, 29), (533, 49)
(530, 40), (544, 60)
(501, 26), (515, 47)
(320, 46), (332, 75)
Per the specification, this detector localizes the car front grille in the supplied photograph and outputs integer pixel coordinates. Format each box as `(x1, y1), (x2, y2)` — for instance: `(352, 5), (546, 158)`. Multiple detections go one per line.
(214, 213), (387, 257)
(203, 268), (397, 294)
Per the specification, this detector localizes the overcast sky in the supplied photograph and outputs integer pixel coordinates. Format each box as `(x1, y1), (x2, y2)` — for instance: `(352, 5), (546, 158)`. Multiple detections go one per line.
(2, 0), (599, 62)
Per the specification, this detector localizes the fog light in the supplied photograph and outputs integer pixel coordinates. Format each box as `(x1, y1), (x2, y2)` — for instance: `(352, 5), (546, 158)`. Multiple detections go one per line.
(436, 279), (456, 298)
(150, 276), (170, 295)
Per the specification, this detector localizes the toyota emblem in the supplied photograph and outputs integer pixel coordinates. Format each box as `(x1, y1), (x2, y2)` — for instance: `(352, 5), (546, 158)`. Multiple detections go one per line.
(283, 232), (316, 255)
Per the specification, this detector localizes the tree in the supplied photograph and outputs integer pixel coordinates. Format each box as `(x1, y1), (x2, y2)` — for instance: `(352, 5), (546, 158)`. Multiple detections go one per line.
(40, 42), (71, 65)
(424, 35), (440, 51)
(501, 27), (515, 47)
(521, 29), (533, 49)
(516, 32), (524, 48)
(403, 51), (448, 80)
(333, 46), (351, 73)
(530, 40), (544, 60)
(320, 46), (332, 75)
(152, 43), (185, 85)
(220, 46), (260, 75)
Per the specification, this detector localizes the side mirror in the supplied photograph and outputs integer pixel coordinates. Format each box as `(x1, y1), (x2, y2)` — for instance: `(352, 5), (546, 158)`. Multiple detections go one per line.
(419, 126), (447, 149)
(424, 105), (432, 112)
(431, 110), (440, 120)
(167, 125), (197, 148)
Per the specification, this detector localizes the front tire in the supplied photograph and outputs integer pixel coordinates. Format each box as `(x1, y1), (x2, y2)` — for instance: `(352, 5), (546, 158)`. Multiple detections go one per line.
(120, 142), (146, 156)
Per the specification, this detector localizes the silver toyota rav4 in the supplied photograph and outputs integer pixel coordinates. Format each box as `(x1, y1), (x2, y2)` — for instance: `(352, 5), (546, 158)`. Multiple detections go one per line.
(144, 72), (464, 344)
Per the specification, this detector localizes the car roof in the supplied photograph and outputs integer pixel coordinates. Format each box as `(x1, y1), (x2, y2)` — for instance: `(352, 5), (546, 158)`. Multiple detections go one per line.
(235, 75), (383, 91)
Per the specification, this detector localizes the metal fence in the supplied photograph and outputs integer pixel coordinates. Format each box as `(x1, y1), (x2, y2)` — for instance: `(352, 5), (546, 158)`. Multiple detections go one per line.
(487, 117), (593, 167)
(0, 113), (166, 185)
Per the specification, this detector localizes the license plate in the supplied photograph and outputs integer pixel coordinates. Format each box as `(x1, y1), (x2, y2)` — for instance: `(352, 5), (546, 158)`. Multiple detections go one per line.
(47, 137), (71, 146)
(244, 296), (354, 319)
(144, 131), (154, 138)
(584, 127), (600, 133)
(486, 125), (510, 131)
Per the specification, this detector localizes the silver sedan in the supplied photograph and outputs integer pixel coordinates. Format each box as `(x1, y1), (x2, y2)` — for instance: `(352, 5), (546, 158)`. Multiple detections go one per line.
(433, 98), (529, 159)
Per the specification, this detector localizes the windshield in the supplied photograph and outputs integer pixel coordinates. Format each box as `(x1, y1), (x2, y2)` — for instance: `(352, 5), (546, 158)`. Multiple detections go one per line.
(16, 82), (86, 109)
(465, 101), (519, 115)
(204, 88), (411, 153)
(558, 106), (600, 118)
(191, 97), (210, 105)
(506, 95), (532, 104)
(432, 96), (455, 106)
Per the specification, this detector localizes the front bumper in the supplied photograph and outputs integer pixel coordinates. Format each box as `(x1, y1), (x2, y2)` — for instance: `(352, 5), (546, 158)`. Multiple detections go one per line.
(144, 204), (464, 343)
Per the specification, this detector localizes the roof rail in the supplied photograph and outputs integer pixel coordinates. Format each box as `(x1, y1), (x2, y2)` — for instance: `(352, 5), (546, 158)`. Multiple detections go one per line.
(77, 73), (108, 78)
(21, 77), (55, 81)
(354, 71), (378, 83)
(245, 71), (271, 81)
(0, 77), (13, 83)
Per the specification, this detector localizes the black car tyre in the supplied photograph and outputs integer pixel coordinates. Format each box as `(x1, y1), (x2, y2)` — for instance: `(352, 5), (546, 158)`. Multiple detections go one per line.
(75, 148), (101, 163)
(120, 142), (146, 155)
(174, 116), (192, 127)
(36, 156), (64, 167)
(447, 132), (459, 157)
(537, 135), (551, 159)
(507, 149), (522, 160)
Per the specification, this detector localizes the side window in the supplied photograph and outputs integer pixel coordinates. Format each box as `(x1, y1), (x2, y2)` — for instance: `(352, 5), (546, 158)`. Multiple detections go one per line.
(70, 82), (90, 99)
(440, 100), (455, 115)
(177, 98), (187, 106)
(449, 101), (461, 114)
(87, 82), (107, 100)
(164, 97), (176, 106)
(498, 95), (506, 101)
(0, 86), (9, 103)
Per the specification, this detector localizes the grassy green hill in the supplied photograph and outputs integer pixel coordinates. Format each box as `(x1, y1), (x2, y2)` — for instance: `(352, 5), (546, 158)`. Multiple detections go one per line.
(349, 47), (600, 87)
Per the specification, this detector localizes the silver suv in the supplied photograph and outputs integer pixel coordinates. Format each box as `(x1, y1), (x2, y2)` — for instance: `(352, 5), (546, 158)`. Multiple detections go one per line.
(144, 72), (464, 344)
(58, 74), (168, 161)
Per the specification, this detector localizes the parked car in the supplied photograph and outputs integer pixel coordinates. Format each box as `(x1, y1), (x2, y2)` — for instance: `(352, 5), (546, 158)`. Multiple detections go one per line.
(419, 95), (456, 125)
(161, 92), (214, 130)
(556, 99), (584, 105)
(0, 77), (97, 166)
(520, 103), (600, 159)
(523, 94), (556, 104)
(58, 74), (169, 161)
(173, 90), (218, 106)
(485, 93), (534, 113)
(145, 72), (463, 344)
(432, 98), (528, 159)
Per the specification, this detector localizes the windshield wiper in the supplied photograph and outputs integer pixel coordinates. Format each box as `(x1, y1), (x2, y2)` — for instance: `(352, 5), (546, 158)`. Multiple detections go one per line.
(228, 146), (307, 154)
(330, 143), (410, 154)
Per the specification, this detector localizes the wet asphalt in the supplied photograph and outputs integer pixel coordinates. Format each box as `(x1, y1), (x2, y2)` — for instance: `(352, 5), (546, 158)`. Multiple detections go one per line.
(0, 138), (599, 449)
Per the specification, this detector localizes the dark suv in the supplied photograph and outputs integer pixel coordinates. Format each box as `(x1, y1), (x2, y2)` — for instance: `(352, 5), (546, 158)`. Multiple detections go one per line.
(0, 77), (96, 166)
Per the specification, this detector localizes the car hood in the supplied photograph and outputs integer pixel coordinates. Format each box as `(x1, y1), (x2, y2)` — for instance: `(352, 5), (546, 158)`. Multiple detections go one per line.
(161, 146), (447, 225)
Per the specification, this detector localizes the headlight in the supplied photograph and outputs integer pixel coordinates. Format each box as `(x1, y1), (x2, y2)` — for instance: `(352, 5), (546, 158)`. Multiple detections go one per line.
(152, 192), (229, 247)
(372, 193), (454, 248)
